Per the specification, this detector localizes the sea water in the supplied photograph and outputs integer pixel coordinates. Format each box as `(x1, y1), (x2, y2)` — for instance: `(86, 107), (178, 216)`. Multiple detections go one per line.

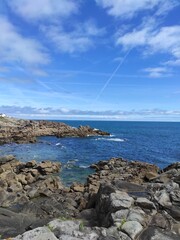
(0, 121), (179, 185)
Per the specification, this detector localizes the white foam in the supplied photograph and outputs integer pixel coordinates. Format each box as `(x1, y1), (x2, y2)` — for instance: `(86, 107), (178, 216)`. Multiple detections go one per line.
(56, 143), (61, 146)
(95, 137), (125, 142)
(79, 165), (90, 169)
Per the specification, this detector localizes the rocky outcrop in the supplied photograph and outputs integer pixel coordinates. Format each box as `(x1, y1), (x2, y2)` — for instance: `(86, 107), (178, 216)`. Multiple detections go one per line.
(0, 155), (62, 207)
(0, 156), (179, 239)
(0, 116), (109, 144)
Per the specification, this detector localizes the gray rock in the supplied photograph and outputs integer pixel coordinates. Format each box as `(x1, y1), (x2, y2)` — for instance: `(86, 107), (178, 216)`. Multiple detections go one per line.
(150, 213), (170, 229)
(13, 227), (58, 240)
(121, 220), (143, 239)
(155, 190), (172, 207)
(100, 226), (131, 240)
(111, 209), (129, 224)
(135, 197), (156, 210)
(110, 191), (134, 211)
(127, 207), (146, 225)
(139, 226), (179, 240)
(48, 219), (81, 236)
(170, 190), (180, 206)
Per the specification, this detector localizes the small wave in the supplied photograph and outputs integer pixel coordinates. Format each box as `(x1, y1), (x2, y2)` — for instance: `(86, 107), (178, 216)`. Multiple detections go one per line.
(67, 159), (79, 164)
(79, 165), (90, 169)
(56, 143), (61, 146)
(95, 137), (125, 142)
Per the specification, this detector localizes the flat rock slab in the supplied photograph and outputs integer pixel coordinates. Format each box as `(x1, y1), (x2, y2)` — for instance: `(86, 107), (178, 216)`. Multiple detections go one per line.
(0, 207), (37, 238)
(113, 180), (148, 198)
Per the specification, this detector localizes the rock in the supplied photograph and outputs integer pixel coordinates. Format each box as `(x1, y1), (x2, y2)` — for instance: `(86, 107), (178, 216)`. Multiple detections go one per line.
(172, 223), (180, 235)
(100, 226), (131, 240)
(155, 190), (172, 207)
(110, 191), (134, 211)
(170, 190), (180, 206)
(135, 197), (156, 210)
(25, 160), (37, 168)
(111, 209), (129, 225)
(145, 171), (159, 181)
(127, 207), (147, 226)
(167, 205), (180, 221)
(150, 213), (170, 229)
(25, 172), (35, 184)
(139, 226), (179, 240)
(71, 183), (85, 193)
(48, 219), (81, 236)
(0, 116), (109, 144)
(16, 174), (27, 185)
(0, 155), (15, 165)
(121, 220), (143, 239)
(13, 227), (58, 240)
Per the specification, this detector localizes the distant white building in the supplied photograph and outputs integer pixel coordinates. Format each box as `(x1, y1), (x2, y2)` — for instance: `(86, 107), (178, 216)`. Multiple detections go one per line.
(0, 113), (6, 118)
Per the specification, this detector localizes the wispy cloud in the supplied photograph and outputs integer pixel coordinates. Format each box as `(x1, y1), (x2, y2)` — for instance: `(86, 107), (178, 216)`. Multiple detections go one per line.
(143, 67), (170, 78)
(95, 0), (179, 19)
(7, 0), (79, 21)
(0, 16), (50, 66)
(41, 20), (105, 54)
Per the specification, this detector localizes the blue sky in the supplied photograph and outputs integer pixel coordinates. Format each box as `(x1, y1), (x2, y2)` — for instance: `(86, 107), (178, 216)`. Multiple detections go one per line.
(0, 0), (180, 121)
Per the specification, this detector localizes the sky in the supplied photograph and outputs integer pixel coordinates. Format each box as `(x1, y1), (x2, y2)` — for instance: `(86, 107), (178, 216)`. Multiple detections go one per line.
(0, 0), (180, 121)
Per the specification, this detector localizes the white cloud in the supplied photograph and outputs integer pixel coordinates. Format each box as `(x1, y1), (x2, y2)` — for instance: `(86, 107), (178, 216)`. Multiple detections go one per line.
(7, 0), (78, 21)
(1, 105), (180, 120)
(41, 21), (105, 53)
(0, 16), (49, 66)
(143, 67), (169, 77)
(165, 59), (180, 66)
(96, 0), (179, 18)
(117, 24), (180, 65)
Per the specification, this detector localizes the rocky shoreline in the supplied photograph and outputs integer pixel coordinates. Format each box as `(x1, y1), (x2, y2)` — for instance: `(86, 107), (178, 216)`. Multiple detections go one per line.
(0, 155), (179, 239)
(0, 115), (109, 144)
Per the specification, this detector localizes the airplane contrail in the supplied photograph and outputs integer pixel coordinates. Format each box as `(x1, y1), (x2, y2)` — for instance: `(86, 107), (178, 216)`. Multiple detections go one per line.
(94, 48), (132, 102)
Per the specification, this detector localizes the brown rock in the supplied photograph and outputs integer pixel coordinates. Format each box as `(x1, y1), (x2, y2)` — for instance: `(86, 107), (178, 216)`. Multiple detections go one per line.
(145, 171), (159, 181)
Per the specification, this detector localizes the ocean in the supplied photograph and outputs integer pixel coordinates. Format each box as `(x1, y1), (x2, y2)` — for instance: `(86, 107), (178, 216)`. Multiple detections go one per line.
(0, 121), (179, 185)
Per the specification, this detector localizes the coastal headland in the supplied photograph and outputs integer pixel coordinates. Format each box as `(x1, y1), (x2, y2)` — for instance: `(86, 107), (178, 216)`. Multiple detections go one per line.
(0, 114), (109, 145)
(0, 115), (179, 239)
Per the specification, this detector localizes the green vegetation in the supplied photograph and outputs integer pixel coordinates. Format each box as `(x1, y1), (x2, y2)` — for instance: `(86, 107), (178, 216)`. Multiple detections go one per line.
(79, 221), (84, 232)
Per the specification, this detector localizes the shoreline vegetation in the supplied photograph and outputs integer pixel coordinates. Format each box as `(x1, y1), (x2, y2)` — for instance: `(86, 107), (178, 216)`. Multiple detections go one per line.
(0, 115), (179, 239)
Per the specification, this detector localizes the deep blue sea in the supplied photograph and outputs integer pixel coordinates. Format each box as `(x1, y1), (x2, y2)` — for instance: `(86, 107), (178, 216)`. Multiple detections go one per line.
(0, 121), (180, 185)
